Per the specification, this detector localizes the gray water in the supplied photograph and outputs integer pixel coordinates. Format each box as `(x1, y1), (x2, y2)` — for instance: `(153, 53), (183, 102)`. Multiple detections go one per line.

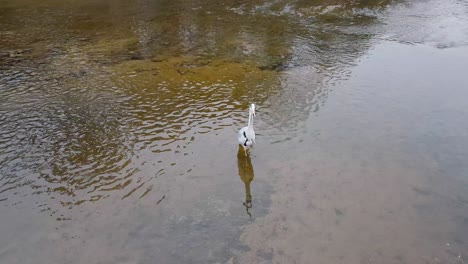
(1, 0), (468, 263)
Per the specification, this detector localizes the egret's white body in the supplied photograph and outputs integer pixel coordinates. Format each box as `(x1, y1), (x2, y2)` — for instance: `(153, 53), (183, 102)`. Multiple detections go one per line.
(238, 104), (256, 152)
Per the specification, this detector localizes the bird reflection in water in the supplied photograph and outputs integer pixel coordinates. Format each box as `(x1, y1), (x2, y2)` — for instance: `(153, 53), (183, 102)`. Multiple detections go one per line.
(237, 145), (255, 219)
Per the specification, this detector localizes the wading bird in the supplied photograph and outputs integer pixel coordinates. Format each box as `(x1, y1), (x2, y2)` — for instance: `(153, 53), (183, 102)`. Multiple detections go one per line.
(238, 103), (256, 154)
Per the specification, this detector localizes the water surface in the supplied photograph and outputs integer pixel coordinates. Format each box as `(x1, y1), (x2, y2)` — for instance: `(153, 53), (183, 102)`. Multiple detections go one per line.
(1, 0), (468, 263)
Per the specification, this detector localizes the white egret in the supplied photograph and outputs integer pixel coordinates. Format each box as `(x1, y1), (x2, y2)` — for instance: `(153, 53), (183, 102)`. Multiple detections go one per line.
(238, 103), (256, 153)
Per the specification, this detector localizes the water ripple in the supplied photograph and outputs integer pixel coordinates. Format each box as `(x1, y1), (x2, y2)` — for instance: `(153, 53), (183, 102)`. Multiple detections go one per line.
(0, 0), (404, 212)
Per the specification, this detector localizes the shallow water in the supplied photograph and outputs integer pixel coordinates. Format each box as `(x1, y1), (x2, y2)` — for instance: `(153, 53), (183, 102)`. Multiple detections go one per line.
(1, 0), (468, 263)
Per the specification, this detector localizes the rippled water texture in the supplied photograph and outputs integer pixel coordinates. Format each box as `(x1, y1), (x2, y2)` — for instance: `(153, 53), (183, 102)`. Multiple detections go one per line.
(1, 0), (468, 263)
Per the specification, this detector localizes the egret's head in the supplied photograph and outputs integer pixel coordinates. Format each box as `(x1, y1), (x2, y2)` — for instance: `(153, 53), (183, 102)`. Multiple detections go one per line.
(250, 103), (256, 117)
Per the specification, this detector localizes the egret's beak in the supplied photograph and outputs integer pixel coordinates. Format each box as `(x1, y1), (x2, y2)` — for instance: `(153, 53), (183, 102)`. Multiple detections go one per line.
(250, 103), (256, 117)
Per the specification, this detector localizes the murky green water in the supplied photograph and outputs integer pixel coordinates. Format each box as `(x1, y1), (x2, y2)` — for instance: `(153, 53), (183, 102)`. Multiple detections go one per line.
(1, 0), (468, 263)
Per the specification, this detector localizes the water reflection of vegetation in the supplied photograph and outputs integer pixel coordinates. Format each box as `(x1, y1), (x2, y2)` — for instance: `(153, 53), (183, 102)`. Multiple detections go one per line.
(1, 0), (396, 67)
(0, 54), (134, 208)
(0, 0), (401, 207)
(237, 145), (255, 219)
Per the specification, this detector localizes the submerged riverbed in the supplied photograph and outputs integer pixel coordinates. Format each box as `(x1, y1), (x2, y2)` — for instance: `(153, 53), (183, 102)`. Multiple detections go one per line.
(1, 0), (468, 263)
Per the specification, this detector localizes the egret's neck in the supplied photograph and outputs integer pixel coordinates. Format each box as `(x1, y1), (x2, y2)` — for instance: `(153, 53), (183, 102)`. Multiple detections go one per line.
(247, 112), (254, 129)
